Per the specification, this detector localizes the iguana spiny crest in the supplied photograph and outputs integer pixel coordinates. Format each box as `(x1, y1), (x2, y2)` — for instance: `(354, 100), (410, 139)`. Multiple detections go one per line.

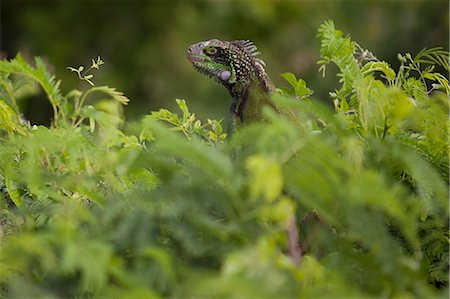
(187, 39), (277, 128)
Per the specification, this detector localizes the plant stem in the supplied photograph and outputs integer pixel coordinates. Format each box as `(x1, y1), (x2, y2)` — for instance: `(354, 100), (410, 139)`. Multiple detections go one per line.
(288, 215), (302, 266)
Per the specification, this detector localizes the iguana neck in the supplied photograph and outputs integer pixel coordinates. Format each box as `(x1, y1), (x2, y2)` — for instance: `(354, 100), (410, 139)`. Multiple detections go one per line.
(227, 67), (275, 126)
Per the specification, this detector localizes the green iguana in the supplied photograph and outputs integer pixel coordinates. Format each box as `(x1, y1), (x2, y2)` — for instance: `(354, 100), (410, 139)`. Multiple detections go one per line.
(187, 39), (302, 264)
(186, 39), (295, 132)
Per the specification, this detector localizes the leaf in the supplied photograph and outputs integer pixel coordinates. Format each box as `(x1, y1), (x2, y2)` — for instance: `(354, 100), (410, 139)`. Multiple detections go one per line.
(84, 86), (130, 105)
(317, 20), (362, 101)
(89, 116), (96, 133)
(246, 155), (283, 202)
(0, 53), (64, 107)
(67, 66), (79, 73)
(361, 61), (396, 83)
(280, 72), (298, 88)
(5, 177), (23, 208)
(414, 47), (450, 71)
(339, 97), (349, 112)
(0, 99), (26, 135)
(280, 72), (312, 98)
(423, 72), (450, 94)
(176, 98), (190, 122)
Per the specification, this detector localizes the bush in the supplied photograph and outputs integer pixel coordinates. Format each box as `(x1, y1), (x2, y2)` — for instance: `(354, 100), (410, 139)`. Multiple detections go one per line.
(0, 21), (448, 298)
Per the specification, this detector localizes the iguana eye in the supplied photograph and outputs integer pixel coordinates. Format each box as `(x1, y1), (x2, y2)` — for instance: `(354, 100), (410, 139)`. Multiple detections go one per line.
(204, 47), (217, 56)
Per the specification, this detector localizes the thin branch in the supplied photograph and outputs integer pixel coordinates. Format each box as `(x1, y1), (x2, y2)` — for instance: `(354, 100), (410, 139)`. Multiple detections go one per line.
(287, 215), (302, 266)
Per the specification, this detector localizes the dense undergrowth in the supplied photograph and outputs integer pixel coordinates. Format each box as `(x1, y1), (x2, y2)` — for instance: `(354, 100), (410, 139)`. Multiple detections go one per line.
(0, 21), (448, 298)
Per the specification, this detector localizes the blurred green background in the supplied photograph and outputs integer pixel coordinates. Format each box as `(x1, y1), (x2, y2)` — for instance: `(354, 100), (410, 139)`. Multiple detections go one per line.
(1, 0), (448, 124)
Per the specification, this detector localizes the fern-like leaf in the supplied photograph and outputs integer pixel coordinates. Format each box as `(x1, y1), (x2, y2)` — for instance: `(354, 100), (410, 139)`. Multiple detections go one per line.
(414, 47), (450, 71)
(0, 54), (63, 107)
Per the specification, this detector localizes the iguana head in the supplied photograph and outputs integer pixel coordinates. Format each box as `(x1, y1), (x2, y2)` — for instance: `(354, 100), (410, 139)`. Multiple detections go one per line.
(187, 39), (267, 89)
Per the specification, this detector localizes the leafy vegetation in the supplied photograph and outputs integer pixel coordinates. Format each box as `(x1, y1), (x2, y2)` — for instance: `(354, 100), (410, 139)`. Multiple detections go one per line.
(0, 21), (448, 298)
(6, 1), (447, 120)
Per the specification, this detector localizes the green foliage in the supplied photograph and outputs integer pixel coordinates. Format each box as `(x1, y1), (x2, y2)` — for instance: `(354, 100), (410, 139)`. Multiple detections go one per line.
(67, 56), (105, 86)
(0, 21), (448, 298)
(150, 99), (227, 143)
(0, 53), (64, 122)
(279, 72), (313, 100)
(7, 1), (447, 121)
